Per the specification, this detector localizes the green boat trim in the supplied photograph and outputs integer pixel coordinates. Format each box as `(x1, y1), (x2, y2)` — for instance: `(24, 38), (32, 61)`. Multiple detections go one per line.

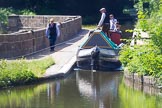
(80, 30), (120, 49)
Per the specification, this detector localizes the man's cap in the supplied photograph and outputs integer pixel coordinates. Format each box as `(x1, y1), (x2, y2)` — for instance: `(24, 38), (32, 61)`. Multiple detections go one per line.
(99, 8), (106, 11)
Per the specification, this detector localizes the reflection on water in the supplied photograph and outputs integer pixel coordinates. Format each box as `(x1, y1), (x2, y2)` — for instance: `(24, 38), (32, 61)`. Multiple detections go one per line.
(76, 70), (122, 108)
(0, 70), (161, 108)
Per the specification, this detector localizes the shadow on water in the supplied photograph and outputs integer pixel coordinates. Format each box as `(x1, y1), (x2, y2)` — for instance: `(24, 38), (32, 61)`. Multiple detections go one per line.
(0, 70), (162, 108)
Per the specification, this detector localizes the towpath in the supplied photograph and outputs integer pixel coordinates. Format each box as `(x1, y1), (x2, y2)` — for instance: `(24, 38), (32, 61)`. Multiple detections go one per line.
(27, 29), (90, 79)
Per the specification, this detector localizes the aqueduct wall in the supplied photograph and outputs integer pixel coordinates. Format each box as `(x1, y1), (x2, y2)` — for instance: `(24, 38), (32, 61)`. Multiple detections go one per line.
(0, 15), (82, 59)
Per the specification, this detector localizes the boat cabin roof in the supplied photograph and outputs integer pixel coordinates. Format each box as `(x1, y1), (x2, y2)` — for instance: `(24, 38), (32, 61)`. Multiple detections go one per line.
(80, 30), (119, 49)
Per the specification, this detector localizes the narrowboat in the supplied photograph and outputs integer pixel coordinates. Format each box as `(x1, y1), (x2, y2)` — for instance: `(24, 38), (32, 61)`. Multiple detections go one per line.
(76, 30), (123, 71)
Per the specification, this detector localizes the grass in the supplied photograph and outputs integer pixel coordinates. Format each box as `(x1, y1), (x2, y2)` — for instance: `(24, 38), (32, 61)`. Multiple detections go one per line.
(0, 56), (55, 88)
(82, 25), (96, 30)
(27, 56), (55, 77)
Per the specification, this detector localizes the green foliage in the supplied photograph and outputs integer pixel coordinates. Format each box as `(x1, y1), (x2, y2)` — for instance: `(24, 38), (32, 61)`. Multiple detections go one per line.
(0, 8), (13, 25)
(18, 9), (36, 15)
(0, 59), (36, 87)
(121, 0), (162, 81)
(28, 57), (55, 77)
(0, 0), (135, 24)
(149, 10), (162, 50)
(82, 25), (96, 30)
(0, 56), (55, 88)
(0, 8), (35, 25)
(119, 45), (162, 77)
(134, 0), (162, 49)
(119, 45), (135, 67)
(0, 7), (35, 33)
(133, 0), (161, 13)
(135, 11), (150, 31)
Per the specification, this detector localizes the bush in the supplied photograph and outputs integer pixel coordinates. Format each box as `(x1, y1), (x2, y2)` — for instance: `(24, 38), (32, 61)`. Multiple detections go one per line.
(119, 45), (162, 77)
(119, 45), (135, 67)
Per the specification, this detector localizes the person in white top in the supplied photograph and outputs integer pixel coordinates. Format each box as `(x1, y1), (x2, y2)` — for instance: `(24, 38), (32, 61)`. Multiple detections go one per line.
(109, 14), (117, 32)
(97, 8), (109, 35)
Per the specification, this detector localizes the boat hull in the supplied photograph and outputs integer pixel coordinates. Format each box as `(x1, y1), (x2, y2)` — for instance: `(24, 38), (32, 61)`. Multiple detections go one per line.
(76, 47), (122, 71)
(76, 58), (122, 71)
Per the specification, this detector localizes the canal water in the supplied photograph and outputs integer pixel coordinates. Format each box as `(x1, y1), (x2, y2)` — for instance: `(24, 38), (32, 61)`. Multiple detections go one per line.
(0, 70), (161, 108)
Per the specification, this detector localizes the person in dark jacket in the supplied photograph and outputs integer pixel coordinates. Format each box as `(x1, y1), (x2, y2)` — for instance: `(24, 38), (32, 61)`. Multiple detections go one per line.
(46, 18), (60, 52)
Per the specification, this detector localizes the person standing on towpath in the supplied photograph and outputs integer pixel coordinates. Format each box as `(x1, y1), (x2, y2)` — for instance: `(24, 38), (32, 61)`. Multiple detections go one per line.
(46, 18), (60, 52)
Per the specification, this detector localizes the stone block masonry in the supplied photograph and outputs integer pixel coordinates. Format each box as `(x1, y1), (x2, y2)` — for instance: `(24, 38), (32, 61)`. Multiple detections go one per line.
(0, 15), (82, 59)
(124, 70), (161, 95)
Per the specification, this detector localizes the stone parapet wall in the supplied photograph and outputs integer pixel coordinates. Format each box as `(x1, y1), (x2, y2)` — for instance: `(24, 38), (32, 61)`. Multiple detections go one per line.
(0, 15), (82, 59)
(8, 15), (81, 32)
(0, 29), (46, 58)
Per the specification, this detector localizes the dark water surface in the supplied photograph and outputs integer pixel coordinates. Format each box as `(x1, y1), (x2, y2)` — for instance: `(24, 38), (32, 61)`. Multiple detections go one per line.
(0, 70), (161, 108)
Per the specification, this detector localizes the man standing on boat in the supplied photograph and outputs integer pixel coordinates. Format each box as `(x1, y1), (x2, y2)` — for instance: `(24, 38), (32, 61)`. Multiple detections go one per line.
(97, 8), (109, 35)
(109, 14), (122, 45)
(109, 14), (118, 32)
